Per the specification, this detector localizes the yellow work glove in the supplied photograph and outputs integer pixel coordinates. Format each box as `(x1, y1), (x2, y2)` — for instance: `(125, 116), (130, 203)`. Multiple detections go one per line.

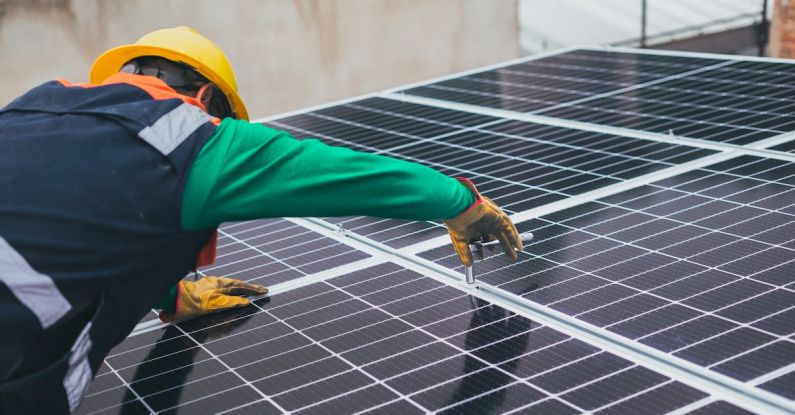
(444, 178), (523, 267)
(159, 276), (268, 323)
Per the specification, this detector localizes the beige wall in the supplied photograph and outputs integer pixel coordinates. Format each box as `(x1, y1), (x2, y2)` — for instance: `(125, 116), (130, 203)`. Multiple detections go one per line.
(0, 0), (519, 118)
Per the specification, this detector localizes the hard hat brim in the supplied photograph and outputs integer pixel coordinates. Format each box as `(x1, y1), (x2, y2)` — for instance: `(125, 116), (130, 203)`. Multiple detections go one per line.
(90, 44), (249, 120)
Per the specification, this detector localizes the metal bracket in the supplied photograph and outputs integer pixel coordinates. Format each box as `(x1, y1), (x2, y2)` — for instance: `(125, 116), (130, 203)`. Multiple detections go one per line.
(464, 232), (535, 285)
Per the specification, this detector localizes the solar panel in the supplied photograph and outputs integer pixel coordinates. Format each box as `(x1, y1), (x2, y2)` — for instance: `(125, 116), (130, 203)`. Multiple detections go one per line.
(78, 262), (715, 414)
(537, 61), (795, 145)
(80, 46), (795, 414)
(208, 219), (370, 282)
(418, 154), (795, 400)
(400, 49), (725, 114)
(398, 48), (795, 146)
(271, 97), (714, 248)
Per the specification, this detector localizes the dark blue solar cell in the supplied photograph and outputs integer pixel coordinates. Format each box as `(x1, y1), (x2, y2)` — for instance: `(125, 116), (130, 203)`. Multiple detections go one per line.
(685, 400), (757, 415)
(759, 371), (795, 400)
(607, 304), (701, 340)
(673, 328), (774, 366)
(712, 341), (795, 382)
(410, 368), (522, 412)
(717, 289), (795, 324)
(274, 370), (375, 411)
(579, 294), (669, 327)
(297, 384), (397, 415)
(681, 279), (771, 312)
(595, 381), (708, 415)
(752, 307), (795, 336)
(560, 366), (669, 411)
(437, 383), (546, 415)
(531, 352), (633, 393)
(639, 316), (737, 352)
(650, 269), (738, 302)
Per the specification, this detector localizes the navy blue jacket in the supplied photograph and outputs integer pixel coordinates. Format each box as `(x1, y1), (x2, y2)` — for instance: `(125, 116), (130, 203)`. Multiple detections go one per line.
(0, 74), (217, 413)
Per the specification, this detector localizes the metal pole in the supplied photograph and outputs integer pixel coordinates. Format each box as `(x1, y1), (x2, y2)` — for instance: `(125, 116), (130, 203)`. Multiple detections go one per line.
(641, 0), (648, 48)
(759, 0), (769, 56)
(463, 233), (534, 286)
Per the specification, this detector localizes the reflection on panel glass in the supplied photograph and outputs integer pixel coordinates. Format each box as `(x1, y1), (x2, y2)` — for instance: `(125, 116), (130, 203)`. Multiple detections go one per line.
(79, 263), (710, 414)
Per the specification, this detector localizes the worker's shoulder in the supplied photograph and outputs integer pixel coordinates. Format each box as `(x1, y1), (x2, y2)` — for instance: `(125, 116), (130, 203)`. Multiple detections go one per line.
(11, 76), (219, 127)
(5, 77), (155, 114)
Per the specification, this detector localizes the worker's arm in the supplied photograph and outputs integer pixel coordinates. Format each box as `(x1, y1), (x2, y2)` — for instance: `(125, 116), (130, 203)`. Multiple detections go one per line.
(157, 119), (518, 321)
(157, 119), (473, 322)
(180, 118), (475, 230)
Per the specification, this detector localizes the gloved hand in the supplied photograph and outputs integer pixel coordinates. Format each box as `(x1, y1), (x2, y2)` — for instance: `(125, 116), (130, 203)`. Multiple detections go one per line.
(159, 276), (268, 323)
(444, 178), (523, 267)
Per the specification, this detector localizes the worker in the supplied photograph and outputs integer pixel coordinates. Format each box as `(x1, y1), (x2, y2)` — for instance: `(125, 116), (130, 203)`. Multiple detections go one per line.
(0, 26), (522, 413)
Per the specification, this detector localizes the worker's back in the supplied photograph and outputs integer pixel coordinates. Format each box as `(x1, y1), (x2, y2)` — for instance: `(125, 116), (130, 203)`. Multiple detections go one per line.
(0, 76), (215, 413)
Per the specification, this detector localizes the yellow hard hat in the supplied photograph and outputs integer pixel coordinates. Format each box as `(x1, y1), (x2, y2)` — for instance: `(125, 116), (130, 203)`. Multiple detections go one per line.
(90, 26), (248, 120)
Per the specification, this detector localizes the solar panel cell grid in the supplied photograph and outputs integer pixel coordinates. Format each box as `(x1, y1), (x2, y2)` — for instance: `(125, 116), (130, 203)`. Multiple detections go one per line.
(205, 219), (370, 284)
(322, 216), (449, 250)
(400, 50), (723, 114)
(418, 155), (795, 399)
(536, 64), (795, 145)
(78, 263), (713, 414)
(401, 48), (795, 146)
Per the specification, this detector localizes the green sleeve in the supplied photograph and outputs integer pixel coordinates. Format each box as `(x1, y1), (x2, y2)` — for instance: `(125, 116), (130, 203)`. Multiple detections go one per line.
(180, 118), (475, 230)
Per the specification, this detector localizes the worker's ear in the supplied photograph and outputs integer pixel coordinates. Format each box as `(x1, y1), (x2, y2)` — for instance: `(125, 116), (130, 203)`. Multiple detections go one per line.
(196, 83), (213, 110)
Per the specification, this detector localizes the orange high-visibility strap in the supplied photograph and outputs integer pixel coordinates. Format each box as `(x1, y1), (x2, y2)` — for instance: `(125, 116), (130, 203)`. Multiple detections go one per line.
(195, 230), (218, 268)
(57, 74), (221, 126)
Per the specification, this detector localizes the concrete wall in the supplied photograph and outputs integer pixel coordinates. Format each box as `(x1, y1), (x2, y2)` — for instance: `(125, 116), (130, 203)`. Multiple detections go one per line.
(0, 0), (519, 118)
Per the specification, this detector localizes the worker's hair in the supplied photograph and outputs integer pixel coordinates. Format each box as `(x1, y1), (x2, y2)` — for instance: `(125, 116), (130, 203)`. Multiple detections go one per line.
(121, 56), (233, 119)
